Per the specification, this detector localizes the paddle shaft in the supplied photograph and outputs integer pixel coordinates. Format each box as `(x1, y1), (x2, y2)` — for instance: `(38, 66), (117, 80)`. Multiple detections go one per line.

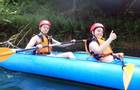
(16, 40), (84, 53)
(61, 40), (83, 44)
(16, 44), (59, 53)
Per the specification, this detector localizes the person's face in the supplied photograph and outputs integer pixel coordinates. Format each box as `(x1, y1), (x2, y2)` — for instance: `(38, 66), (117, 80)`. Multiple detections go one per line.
(40, 24), (50, 34)
(92, 27), (104, 39)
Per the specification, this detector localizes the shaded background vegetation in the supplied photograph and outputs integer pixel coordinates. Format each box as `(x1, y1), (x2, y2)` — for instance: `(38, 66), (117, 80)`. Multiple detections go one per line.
(0, 0), (139, 56)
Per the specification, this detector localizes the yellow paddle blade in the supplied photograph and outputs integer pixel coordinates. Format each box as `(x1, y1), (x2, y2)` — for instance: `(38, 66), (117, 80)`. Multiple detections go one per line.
(123, 63), (135, 90)
(0, 48), (16, 62)
(0, 48), (11, 52)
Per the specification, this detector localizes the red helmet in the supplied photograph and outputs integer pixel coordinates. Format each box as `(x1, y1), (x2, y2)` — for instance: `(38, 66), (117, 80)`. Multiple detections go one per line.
(39, 20), (51, 28)
(90, 23), (104, 32)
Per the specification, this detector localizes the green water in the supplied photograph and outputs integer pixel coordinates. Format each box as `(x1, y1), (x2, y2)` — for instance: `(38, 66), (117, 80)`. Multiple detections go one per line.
(0, 68), (112, 90)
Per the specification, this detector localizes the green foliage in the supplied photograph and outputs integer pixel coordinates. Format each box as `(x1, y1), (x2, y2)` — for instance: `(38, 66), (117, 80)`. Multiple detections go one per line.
(0, 0), (139, 54)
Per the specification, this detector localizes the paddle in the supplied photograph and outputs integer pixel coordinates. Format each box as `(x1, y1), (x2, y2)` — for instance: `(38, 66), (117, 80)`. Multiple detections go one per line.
(0, 45), (52, 62)
(116, 57), (135, 90)
(0, 40), (83, 62)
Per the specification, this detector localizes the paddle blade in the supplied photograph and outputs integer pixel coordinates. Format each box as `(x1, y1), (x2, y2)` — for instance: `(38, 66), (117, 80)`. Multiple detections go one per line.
(123, 63), (135, 90)
(0, 48), (16, 62)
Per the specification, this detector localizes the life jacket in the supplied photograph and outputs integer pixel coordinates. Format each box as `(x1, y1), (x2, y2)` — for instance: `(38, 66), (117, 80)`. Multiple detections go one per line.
(97, 38), (113, 56)
(86, 37), (113, 60)
(36, 35), (52, 54)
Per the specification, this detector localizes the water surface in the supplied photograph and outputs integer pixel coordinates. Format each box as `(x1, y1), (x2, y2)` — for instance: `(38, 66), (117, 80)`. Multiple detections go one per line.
(0, 68), (111, 90)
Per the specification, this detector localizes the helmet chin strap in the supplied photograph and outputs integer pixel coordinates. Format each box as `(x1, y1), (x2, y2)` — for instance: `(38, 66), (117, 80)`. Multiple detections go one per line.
(40, 32), (48, 36)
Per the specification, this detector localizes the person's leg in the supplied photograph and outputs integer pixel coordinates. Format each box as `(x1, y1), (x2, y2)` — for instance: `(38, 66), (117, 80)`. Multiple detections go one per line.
(100, 55), (114, 62)
(55, 52), (75, 59)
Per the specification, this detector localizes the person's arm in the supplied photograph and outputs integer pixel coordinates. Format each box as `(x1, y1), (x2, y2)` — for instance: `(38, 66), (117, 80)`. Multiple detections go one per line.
(25, 36), (38, 49)
(51, 38), (61, 45)
(89, 31), (117, 54)
(112, 52), (124, 58)
(89, 41), (101, 54)
(100, 30), (117, 50)
(89, 39), (113, 54)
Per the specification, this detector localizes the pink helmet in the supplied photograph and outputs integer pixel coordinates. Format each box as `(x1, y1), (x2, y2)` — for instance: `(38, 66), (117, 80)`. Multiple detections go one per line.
(90, 23), (104, 32)
(39, 20), (52, 28)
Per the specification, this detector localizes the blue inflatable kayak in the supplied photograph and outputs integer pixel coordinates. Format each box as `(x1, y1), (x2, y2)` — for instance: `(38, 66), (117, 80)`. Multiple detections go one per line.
(0, 52), (140, 90)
